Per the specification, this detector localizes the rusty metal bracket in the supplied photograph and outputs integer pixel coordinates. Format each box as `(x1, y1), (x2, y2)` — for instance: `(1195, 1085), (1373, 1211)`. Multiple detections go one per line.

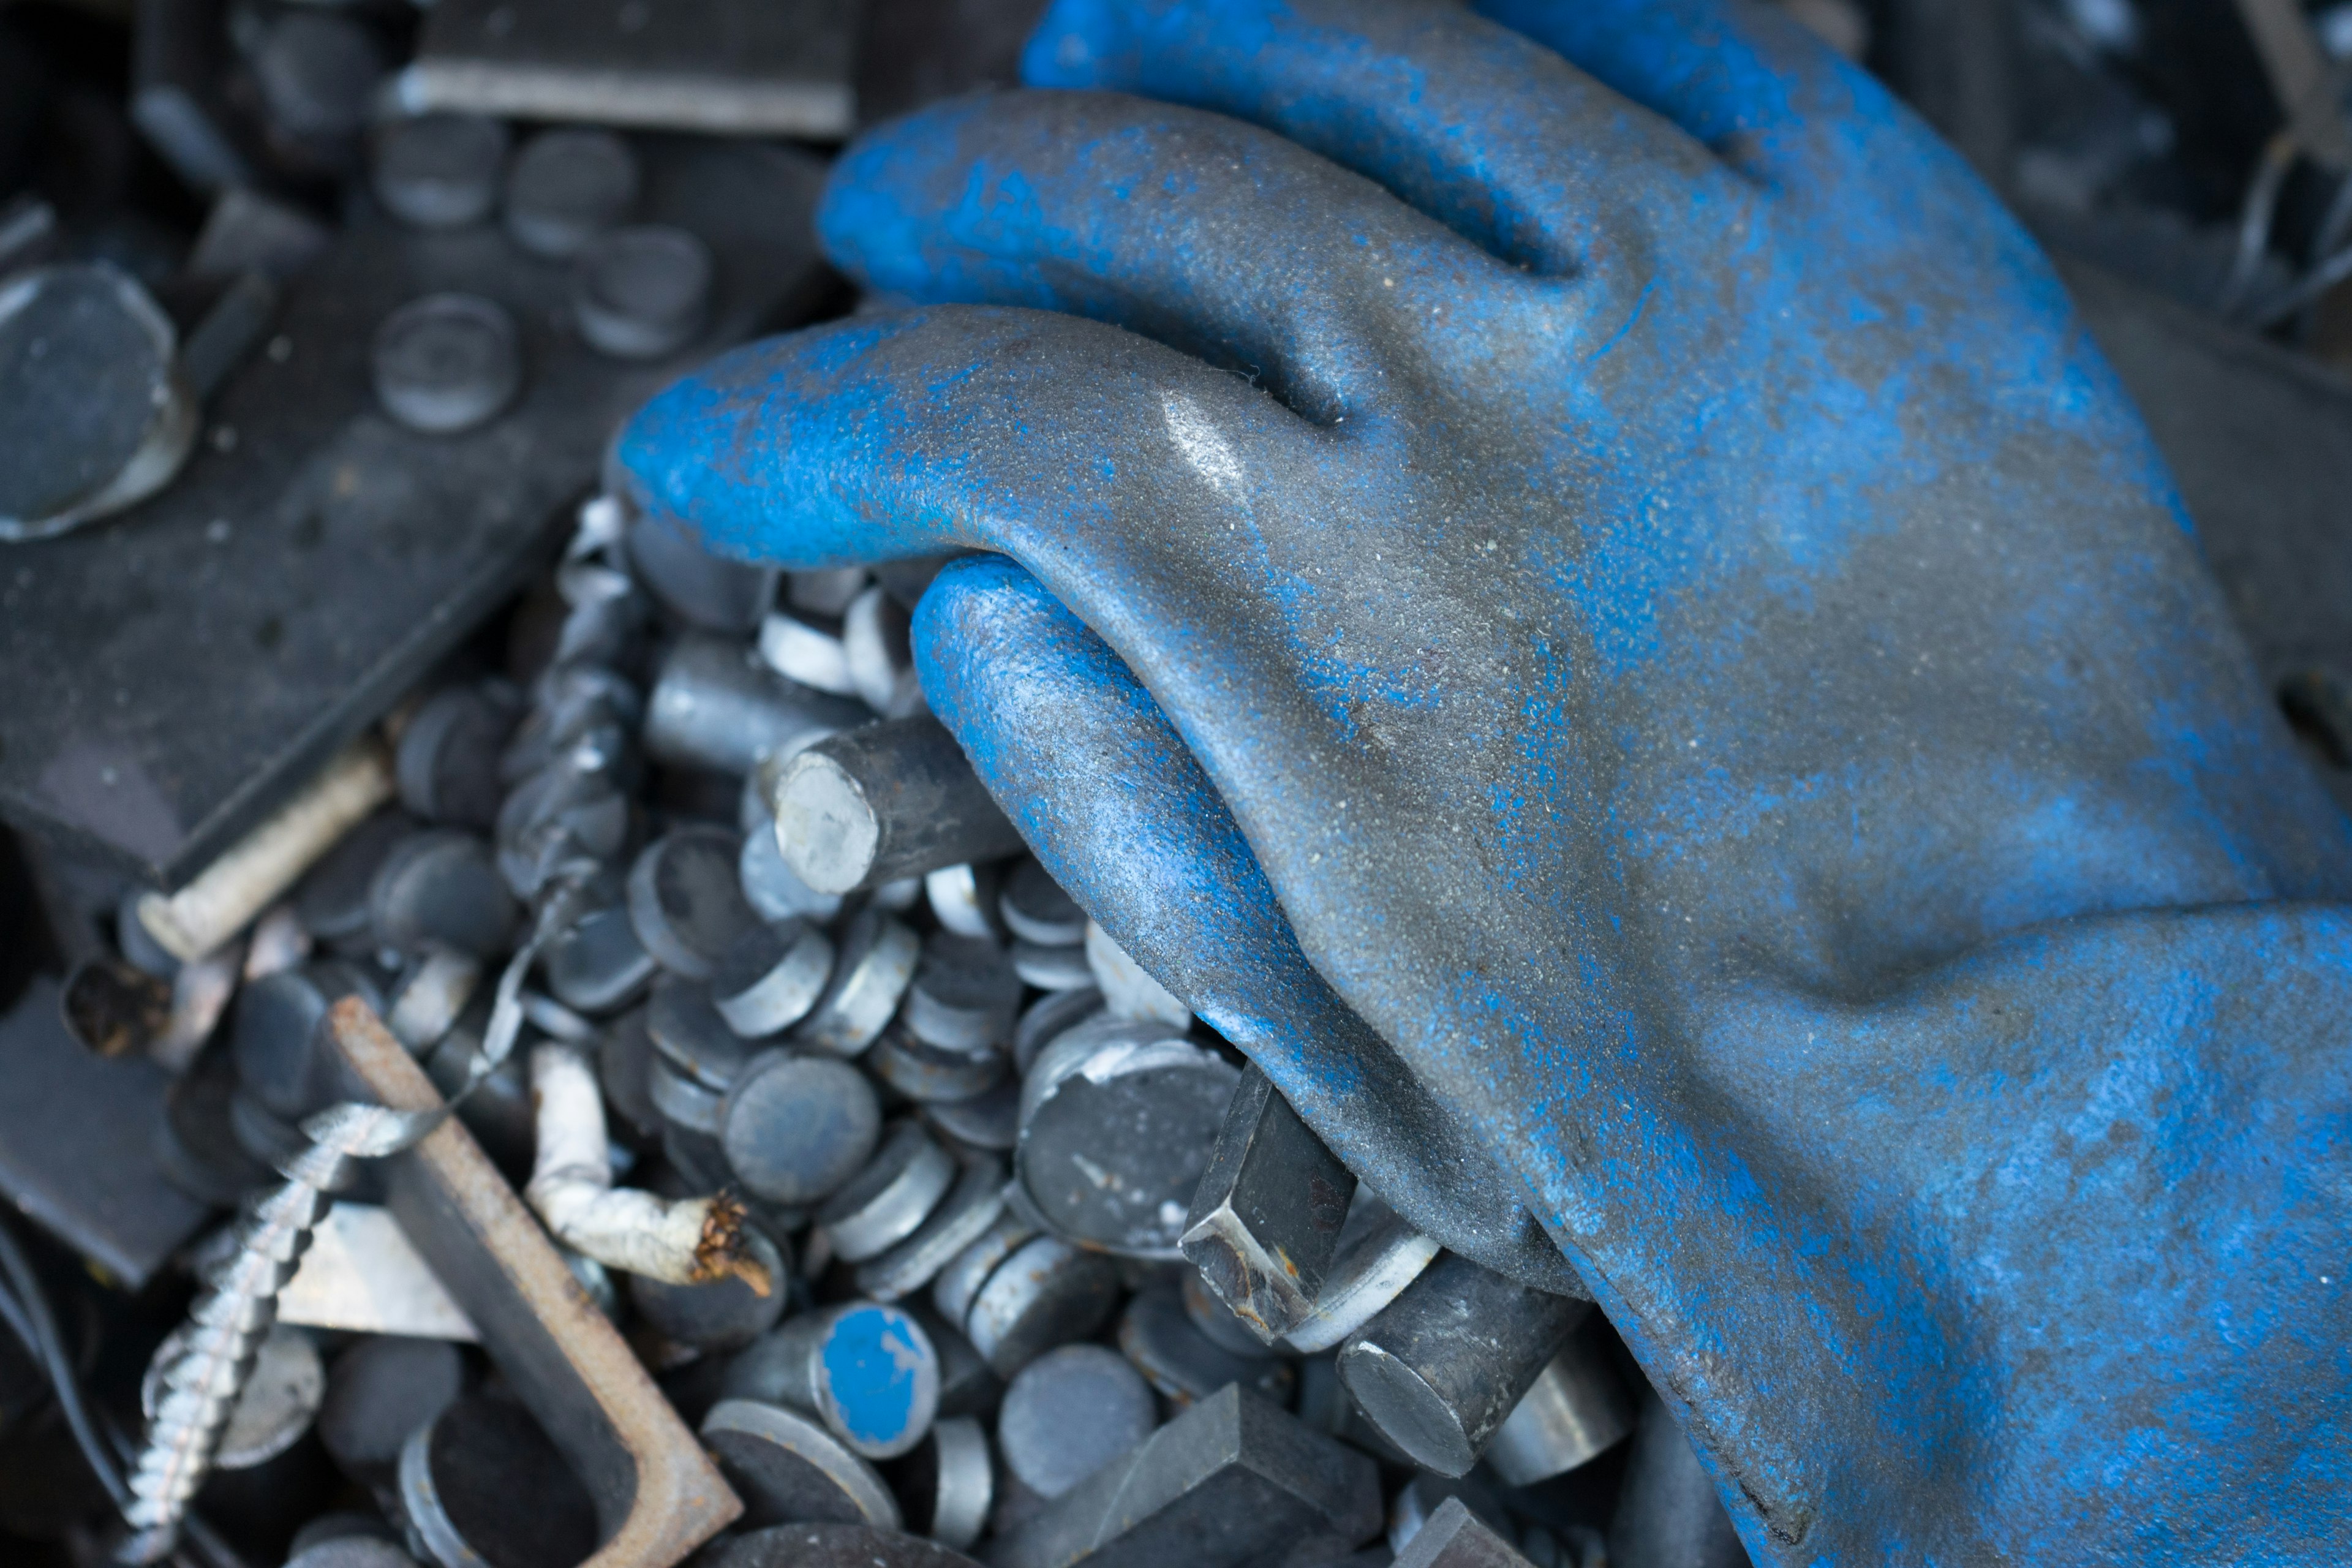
(330, 998), (742, 1567)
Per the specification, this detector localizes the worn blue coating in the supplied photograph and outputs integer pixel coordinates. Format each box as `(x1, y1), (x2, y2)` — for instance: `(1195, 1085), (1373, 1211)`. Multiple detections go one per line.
(609, 0), (2352, 1559)
(816, 1303), (937, 1453)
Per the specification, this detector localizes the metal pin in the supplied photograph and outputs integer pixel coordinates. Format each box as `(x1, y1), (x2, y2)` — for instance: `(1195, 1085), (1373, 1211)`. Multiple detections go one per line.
(854, 1158), (1008, 1303)
(629, 828), (759, 981)
(712, 919), (835, 1039)
(930, 1212), (1036, 1331)
(502, 127), (639, 259)
(769, 718), (1027, 896)
(1336, 1254), (1586, 1477)
(1011, 941), (1093, 993)
(625, 514), (778, 636)
(370, 113), (509, 228)
(1018, 1021), (1238, 1259)
(999, 861), (1086, 948)
(250, 10), (382, 149)
(843, 584), (924, 717)
(701, 1398), (902, 1529)
(760, 608), (860, 696)
(960, 1235), (1121, 1379)
(645, 631), (860, 774)
(721, 1303), (941, 1459)
(1484, 1327), (1636, 1488)
(371, 293), (522, 435)
(790, 567), (870, 617)
(1182, 1064), (1354, 1344)
(795, 907), (921, 1057)
(741, 804), (845, 925)
(819, 1123), (958, 1262)
(998, 1344), (1157, 1500)
(718, 1049), (881, 1206)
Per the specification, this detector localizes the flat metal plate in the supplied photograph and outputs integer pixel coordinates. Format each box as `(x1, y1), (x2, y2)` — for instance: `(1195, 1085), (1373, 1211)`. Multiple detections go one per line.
(0, 135), (830, 889)
(396, 0), (855, 138)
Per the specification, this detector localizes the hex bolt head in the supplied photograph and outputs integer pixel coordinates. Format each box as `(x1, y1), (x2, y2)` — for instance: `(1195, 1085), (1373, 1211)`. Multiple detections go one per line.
(371, 113), (510, 228)
(503, 127), (640, 259)
(1336, 1253), (1586, 1478)
(371, 293), (521, 435)
(1180, 1064), (1355, 1344)
(573, 224), (713, 359)
(720, 1049), (880, 1205)
(997, 1344), (1157, 1499)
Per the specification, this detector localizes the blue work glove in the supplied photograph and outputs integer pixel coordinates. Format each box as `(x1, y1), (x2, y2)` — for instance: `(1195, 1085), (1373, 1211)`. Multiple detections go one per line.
(610, 0), (2352, 1557)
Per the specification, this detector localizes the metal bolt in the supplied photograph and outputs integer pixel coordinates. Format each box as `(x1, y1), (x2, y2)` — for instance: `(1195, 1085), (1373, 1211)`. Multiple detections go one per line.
(371, 114), (510, 228)
(503, 127), (640, 259)
(371, 293), (521, 435)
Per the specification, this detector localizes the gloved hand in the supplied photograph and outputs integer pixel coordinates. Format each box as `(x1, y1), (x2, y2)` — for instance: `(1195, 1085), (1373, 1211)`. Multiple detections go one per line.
(609, 0), (2352, 1558)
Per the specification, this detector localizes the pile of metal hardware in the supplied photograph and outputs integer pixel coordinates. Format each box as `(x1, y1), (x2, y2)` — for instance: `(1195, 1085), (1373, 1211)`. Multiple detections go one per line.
(5, 2), (2352, 1567)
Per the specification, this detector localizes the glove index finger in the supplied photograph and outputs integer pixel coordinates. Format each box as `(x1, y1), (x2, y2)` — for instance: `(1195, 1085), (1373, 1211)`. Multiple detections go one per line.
(608, 310), (986, 571)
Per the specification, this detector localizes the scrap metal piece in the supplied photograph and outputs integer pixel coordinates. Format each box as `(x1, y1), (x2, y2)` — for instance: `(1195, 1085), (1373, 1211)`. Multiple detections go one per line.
(318, 1335), (465, 1493)
(984, 1384), (1381, 1568)
(770, 718), (1028, 896)
(276, 1202), (480, 1341)
(576, 227), (714, 361)
(701, 1399), (901, 1530)
(1115, 1284), (1294, 1410)
(889, 1414), (995, 1551)
(1483, 1329), (1635, 1488)
(711, 1524), (979, 1568)
(330, 1001), (744, 1566)
(1181, 1065), (1354, 1344)
(644, 633), (862, 775)
(1336, 1255), (1585, 1479)
(1392, 1497), (1536, 1568)
(1607, 1394), (1748, 1568)
(371, 292), (523, 436)
(1281, 1195), (1441, 1355)
(720, 1049), (881, 1205)
(723, 1303), (941, 1460)
(393, 0), (855, 139)
(401, 1392), (601, 1568)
